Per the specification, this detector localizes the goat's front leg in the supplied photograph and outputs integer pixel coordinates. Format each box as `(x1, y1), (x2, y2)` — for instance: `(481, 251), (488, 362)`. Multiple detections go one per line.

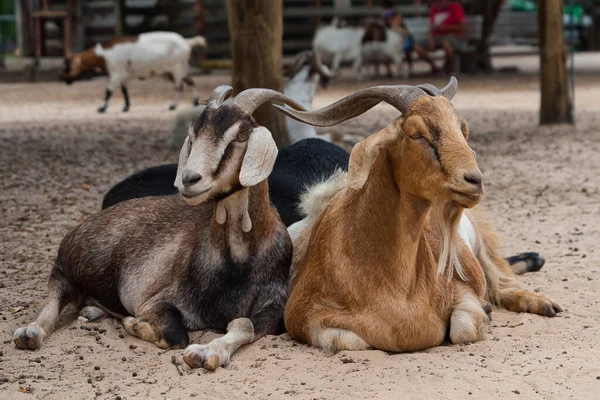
(183, 318), (254, 370)
(449, 283), (488, 345)
(97, 88), (112, 113)
(184, 295), (284, 371)
(183, 75), (199, 106)
(98, 76), (122, 113)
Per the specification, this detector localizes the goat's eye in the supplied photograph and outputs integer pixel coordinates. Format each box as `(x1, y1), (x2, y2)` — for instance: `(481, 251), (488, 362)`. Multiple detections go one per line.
(409, 134), (424, 140)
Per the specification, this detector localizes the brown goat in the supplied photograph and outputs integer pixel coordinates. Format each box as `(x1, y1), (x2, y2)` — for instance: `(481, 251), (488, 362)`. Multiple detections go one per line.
(13, 86), (304, 371)
(277, 78), (561, 353)
(276, 79), (489, 352)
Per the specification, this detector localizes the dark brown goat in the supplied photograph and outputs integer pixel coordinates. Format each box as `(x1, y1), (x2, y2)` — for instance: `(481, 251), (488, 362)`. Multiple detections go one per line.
(13, 85), (304, 371)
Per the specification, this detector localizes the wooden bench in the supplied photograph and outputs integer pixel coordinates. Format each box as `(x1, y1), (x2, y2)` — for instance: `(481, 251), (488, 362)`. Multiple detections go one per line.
(490, 10), (593, 51)
(404, 15), (483, 74)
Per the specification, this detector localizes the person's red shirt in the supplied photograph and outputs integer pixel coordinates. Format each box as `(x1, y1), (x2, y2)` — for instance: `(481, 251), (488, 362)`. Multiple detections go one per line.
(429, 1), (465, 36)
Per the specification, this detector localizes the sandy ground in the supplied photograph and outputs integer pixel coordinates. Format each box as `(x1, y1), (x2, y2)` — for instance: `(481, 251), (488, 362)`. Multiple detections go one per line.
(0, 71), (599, 400)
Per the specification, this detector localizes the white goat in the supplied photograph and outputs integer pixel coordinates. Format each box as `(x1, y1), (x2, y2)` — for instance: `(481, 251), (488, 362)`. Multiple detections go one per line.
(361, 24), (408, 79)
(313, 19), (406, 80)
(62, 31), (206, 112)
(313, 19), (365, 80)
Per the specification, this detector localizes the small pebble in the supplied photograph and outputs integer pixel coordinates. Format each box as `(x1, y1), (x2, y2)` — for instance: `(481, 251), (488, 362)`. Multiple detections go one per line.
(129, 344), (137, 350)
(79, 355), (84, 360)
(119, 334), (124, 339)
(87, 378), (92, 384)
(121, 357), (127, 362)
(98, 329), (106, 334)
(513, 390), (520, 395)
(132, 372), (138, 377)
(94, 366), (100, 371)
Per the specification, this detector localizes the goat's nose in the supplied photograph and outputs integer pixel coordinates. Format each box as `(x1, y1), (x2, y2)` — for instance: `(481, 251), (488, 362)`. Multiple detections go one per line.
(182, 170), (202, 187)
(464, 171), (483, 187)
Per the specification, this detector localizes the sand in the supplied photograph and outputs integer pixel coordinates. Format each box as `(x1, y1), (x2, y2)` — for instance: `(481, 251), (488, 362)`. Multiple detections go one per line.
(0, 72), (599, 400)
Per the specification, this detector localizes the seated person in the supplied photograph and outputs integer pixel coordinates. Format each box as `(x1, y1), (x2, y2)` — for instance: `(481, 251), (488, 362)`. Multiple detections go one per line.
(384, 10), (416, 75)
(414, 0), (465, 75)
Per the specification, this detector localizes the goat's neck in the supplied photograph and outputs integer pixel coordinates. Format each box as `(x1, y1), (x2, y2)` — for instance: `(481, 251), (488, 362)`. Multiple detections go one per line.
(216, 188), (252, 233)
(352, 150), (431, 278)
(211, 181), (274, 261)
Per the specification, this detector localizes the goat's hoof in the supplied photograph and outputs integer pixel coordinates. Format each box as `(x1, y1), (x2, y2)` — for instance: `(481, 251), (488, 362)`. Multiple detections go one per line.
(122, 106), (130, 113)
(193, 98), (200, 106)
(97, 106), (107, 113)
(13, 326), (44, 350)
(80, 306), (107, 322)
(183, 343), (229, 371)
(169, 104), (177, 111)
(507, 293), (563, 317)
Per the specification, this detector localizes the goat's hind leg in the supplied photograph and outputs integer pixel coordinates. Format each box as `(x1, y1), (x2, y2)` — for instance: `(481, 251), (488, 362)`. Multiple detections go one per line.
(14, 268), (76, 350)
(122, 301), (189, 349)
(449, 284), (488, 345)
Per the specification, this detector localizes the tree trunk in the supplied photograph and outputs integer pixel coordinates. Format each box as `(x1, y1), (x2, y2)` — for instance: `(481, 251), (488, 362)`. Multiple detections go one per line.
(227, 0), (289, 148)
(538, 0), (574, 125)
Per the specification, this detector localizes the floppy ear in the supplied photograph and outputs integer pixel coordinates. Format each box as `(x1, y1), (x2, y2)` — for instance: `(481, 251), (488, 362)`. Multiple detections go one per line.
(348, 128), (398, 190)
(174, 136), (191, 188)
(239, 126), (278, 187)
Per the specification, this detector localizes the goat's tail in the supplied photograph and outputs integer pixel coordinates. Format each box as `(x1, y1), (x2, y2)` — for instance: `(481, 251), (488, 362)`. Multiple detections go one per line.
(187, 36), (207, 49)
(298, 169), (347, 221)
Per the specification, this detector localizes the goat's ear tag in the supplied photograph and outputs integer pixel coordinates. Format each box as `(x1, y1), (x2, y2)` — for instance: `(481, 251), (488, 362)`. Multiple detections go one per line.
(239, 126), (278, 187)
(174, 136), (191, 188)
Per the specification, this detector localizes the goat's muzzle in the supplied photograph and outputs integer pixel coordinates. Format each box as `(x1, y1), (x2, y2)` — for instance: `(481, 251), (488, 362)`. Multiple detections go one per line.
(448, 170), (485, 208)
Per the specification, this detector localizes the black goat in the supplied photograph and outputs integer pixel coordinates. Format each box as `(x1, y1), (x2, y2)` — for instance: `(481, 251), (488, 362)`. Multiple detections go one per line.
(103, 138), (350, 226)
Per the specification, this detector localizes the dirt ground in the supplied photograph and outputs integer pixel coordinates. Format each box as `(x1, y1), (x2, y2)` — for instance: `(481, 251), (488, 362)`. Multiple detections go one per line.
(1, 71), (599, 400)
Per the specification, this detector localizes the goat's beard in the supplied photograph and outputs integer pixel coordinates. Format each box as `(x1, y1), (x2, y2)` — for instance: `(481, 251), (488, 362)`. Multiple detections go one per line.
(430, 202), (467, 282)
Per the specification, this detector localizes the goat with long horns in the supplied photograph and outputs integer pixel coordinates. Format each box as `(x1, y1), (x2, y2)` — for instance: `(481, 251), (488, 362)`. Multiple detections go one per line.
(280, 78), (562, 353)
(13, 86), (303, 371)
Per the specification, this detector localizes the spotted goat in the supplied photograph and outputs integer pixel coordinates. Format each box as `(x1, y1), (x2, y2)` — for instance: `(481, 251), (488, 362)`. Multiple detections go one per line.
(13, 86), (304, 371)
(62, 31), (206, 113)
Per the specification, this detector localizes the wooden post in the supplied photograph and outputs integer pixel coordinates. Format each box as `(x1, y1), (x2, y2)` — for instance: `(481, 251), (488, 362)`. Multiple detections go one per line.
(227, 0), (289, 148)
(115, 0), (125, 36)
(538, 0), (574, 124)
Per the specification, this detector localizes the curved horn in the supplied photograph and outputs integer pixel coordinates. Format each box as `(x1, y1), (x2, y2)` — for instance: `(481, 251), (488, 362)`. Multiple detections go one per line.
(231, 88), (307, 115)
(417, 77), (458, 99)
(312, 51), (336, 79)
(272, 85), (427, 127)
(440, 76), (458, 100)
(199, 84), (233, 106)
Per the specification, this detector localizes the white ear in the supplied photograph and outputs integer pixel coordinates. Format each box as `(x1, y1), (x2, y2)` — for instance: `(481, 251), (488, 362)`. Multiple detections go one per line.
(174, 136), (191, 188)
(239, 126), (278, 187)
